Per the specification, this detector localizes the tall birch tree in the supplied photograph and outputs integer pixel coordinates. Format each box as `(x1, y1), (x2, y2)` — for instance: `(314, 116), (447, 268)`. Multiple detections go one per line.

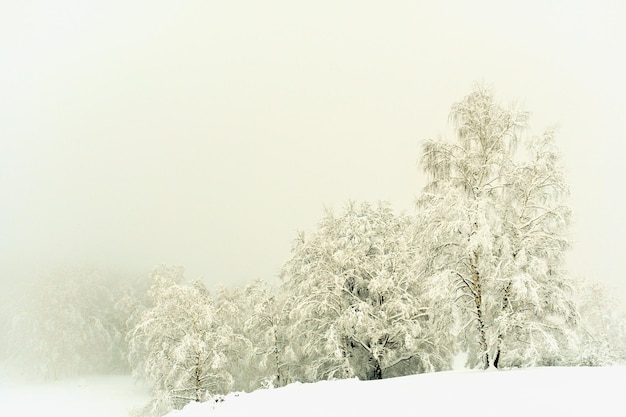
(417, 86), (578, 369)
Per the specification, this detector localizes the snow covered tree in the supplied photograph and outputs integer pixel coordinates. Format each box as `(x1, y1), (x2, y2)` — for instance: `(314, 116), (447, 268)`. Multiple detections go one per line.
(0, 284), (17, 363)
(128, 265), (246, 417)
(214, 280), (287, 390)
(6, 266), (136, 379)
(243, 282), (290, 387)
(281, 201), (453, 381)
(417, 85), (578, 369)
(573, 278), (626, 366)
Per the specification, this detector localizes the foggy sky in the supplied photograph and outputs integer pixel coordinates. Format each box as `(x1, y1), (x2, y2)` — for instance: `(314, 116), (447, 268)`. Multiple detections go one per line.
(1, 1), (625, 301)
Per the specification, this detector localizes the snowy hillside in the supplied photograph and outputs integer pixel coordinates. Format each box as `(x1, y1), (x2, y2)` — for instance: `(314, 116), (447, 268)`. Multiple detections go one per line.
(166, 366), (625, 417)
(0, 374), (150, 417)
(0, 366), (623, 416)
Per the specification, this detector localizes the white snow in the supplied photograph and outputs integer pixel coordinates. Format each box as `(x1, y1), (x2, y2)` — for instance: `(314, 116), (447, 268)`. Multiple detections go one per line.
(167, 366), (625, 417)
(0, 374), (150, 417)
(0, 367), (623, 416)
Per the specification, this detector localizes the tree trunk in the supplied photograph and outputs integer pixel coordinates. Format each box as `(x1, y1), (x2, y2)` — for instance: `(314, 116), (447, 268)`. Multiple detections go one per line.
(367, 355), (383, 380)
(345, 337), (383, 380)
(470, 253), (489, 369)
(494, 281), (512, 369)
(194, 354), (202, 402)
(493, 348), (501, 369)
(271, 322), (283, 387)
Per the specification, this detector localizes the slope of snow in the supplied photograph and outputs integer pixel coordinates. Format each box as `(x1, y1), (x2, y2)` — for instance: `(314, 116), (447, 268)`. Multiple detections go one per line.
(0, 367), (622, 416)
(0, 374), (151, 417)
(167, 366), (625, 417)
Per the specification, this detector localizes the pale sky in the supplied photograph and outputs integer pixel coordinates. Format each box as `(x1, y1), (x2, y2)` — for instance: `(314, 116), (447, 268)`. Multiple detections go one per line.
(1, 1), (625, 301)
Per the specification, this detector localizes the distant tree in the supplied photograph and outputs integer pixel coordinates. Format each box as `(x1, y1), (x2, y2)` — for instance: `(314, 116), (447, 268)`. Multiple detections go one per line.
(281, 201), (453, 381)
(0, 284), (17, 363)
(6, 266), (135, 379)
(417, 85), (578, 369)
(128, 265), (246, 417)
(574, 278), (626, 366)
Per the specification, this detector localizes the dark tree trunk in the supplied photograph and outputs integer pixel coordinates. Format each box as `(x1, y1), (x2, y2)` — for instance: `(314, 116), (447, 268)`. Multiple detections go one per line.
(271, 322), (284, 387)
(194, 353), (202, 402)
(367, 357), (383, 380)
(345, 337), (383, 380)
(470, 253), (489, 370)
(493, 281), (511, 369)
(493, 349), (501, 369)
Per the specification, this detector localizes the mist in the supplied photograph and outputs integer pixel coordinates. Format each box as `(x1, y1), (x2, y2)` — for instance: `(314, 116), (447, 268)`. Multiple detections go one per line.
(1, 1), (625, 299)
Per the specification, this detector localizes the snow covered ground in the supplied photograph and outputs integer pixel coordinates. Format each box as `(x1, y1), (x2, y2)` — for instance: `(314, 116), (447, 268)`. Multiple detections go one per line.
(0, 373), (151, 417)
(168, 366), (626, 417)
(0, 366), (623, 416)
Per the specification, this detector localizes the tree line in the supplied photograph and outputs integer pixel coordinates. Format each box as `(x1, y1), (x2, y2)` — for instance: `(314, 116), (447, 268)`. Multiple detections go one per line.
(2, 86), (625, 417)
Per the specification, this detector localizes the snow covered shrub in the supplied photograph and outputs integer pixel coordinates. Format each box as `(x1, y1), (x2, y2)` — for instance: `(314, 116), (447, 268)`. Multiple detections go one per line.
(128, 265), (247, 417)
(6, 266), (138, 379)
(417, 85), (578, 369)
(281, 201), (454, 382)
